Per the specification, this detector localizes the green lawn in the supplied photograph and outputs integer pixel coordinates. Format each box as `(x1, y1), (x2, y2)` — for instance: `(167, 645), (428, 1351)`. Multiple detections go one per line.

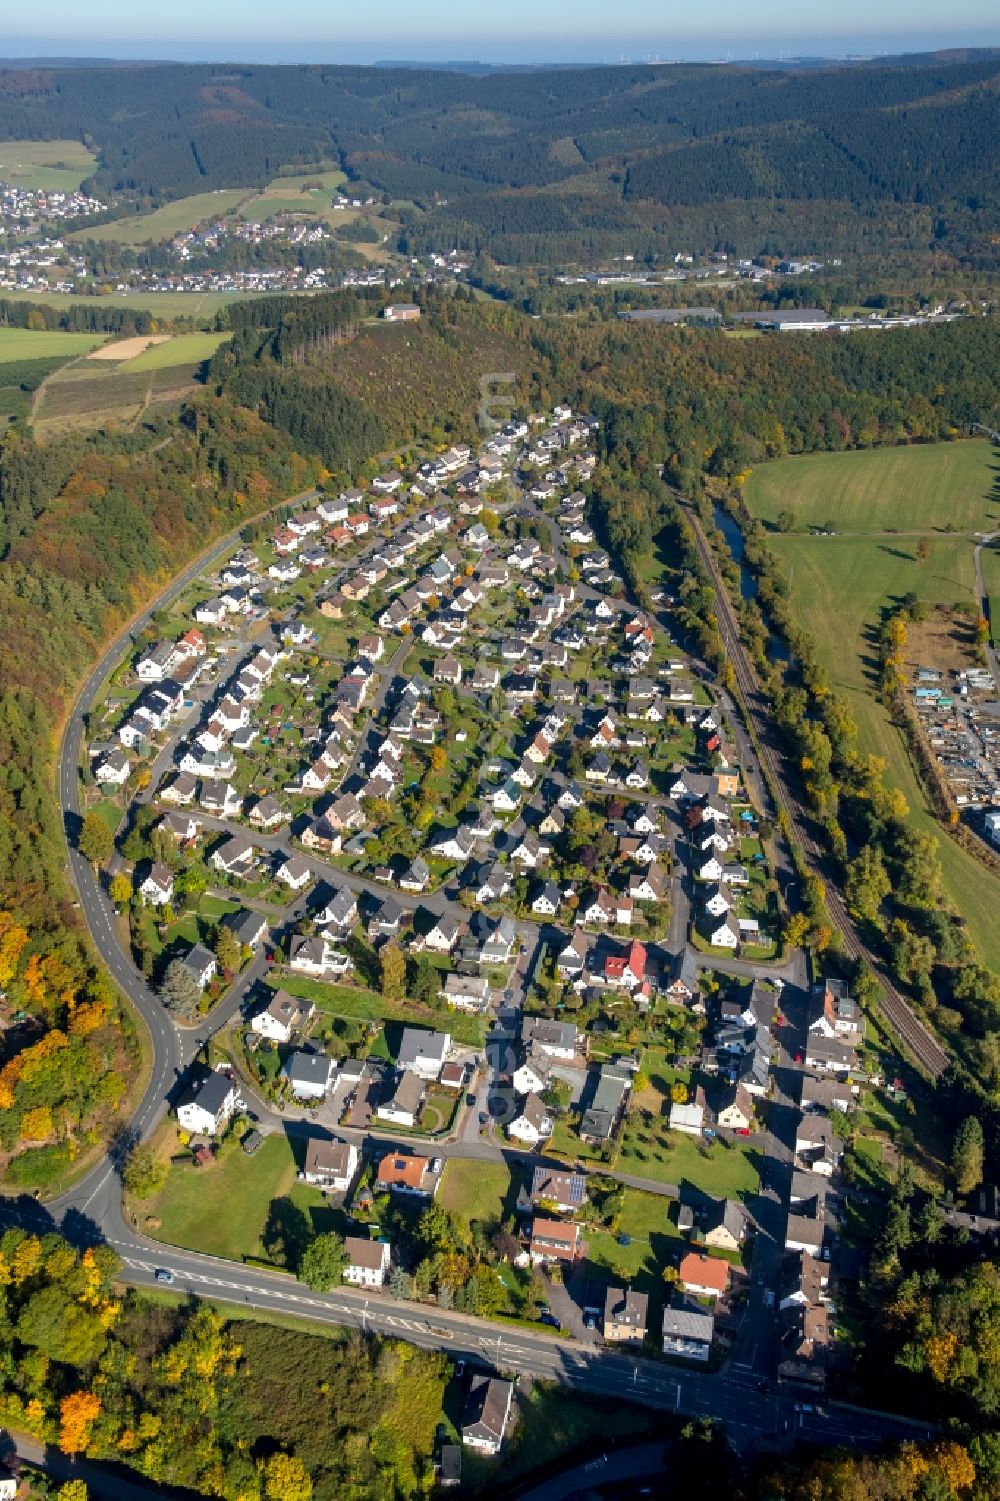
(584, 1186), (680, 1290)
(70, 189), (252, 244)
(743, 440), (998, 535)
(267, 974), (487, 1047)
(0, 137), (97, 192)
(0, 326), (109, 363)
(122, 331), (229, 370)
(145, 1133), (346, 1263)
(618, 1117), (760, 1197)
(766, 528), (1000, 967)
(438, 1159), (513, 1229)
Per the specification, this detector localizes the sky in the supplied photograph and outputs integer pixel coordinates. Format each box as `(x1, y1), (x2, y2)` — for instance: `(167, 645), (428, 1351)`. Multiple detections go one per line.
(1, 0), (998, 65)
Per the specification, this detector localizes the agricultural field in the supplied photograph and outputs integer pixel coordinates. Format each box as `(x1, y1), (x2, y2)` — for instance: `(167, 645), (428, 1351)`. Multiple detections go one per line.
(0, 138), (97, 192)
(742, 441), (1000, 968)
(239, 168), (347, 221)
(69, 188), (252, 244)
(117, 330), (229, 369)
(32, 360), (206, 437)
(0, 326), (109, 362)
(743, 439), (998, 535)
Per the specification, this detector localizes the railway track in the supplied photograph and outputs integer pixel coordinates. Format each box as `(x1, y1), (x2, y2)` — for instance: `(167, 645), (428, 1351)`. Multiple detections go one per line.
(686, 505), (950, 1080)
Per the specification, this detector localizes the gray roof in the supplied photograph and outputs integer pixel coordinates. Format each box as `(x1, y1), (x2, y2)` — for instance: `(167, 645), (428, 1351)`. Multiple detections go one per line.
(522, 1016), (577, 1051)
(224, 908), (267, 946)
(463, 1377), (513, 1443)
(398, 1027), (450, 1068)
(182, 1069), (232, 1117)
(285, 1051), (333, 1088)
(604, 1286), (648, 1329)
(662, 1300), (714, 1342)
(382, 1070), (426, 1115)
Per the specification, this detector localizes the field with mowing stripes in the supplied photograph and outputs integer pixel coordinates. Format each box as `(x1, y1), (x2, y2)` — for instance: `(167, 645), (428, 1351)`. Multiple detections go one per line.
(122, 331), (228, 369)
(743, 440), (997, 535)
(743, 441), (1000, 968)
(0, 327), (109, 362)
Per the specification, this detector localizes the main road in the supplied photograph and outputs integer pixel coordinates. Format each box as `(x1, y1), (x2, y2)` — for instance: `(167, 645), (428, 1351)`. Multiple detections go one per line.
(7, 485), (933, 1476)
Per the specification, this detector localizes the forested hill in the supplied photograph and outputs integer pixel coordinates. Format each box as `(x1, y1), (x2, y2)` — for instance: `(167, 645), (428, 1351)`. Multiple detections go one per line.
(0, 53), (997, 263)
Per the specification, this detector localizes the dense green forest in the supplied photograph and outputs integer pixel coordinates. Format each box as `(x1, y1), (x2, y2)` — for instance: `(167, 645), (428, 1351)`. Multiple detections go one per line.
(0, 53), (997, 266)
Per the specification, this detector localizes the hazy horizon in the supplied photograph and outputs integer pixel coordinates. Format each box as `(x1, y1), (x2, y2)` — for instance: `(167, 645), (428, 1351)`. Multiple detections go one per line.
(1, 22), (998, 69)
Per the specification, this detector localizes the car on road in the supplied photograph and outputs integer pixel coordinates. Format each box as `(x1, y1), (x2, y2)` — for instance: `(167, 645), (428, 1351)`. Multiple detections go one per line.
(455, 1360), (466, 1379)
(794, 1403), (814, 1413)
(154, 1268), (174, 1284)
(764, 1290), (775, 1309)
(479, 1111), (489, 1125)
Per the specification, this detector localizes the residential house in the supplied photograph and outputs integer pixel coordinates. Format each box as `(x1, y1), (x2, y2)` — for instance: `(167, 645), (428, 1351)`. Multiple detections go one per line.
(289, 934), (351, 979)
(441, 972), (491, 1012)
(661, 1301), (714, 1362)
(462, 1377), (514, 1456)
(397, 1027), (451, 1081)
(176, 1070), (237, 1136)
(602, 939), (647, 990)
(423, 914), (464, 953)
(795, 1114), (844, 1177)
(300, 1136), (358, 1193)
(804, 1036), (856, 1076)
(250, 988), (315, 1044)
(140, 862), (174, 907)
(343, 1236), (391, 1288)
(511, 1051), (550, 1097)
(376, 1071), (427, 1128)
(530, 1167), (587, 1215)
(677, 1252), (729, 1300)
(529, 1218), (580, 1265)
(715, 1082), (754, 1131)
(779, 1251), (830, 1312)
(603, 1287), (649, 1344)
(580, 1063), (631, 1142)
(669, 1086), (707, 1137)
(508, 1091), (552, 1146)
(180, 943), (217, 991)
(375, 1152), (439, 1196)
(277, 854), (313, 891)
(284, 1051), (335, 1101)
(798, 1075), (854, 1113)
(703, 1199), (747, 1252)
(399, 856), (431, 893)
(521, 1017), (578, 1061)
(808, 978), (864, 1047)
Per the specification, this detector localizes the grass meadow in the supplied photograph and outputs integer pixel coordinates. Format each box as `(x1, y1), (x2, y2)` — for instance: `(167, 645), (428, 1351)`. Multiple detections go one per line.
(743, 441), (1000, 967)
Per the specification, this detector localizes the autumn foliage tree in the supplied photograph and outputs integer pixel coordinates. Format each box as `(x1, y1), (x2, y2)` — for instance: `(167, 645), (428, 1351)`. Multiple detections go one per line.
(59, 1390), (101, 1454)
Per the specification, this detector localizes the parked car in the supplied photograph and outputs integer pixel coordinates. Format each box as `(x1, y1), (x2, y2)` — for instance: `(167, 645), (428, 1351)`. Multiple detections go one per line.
(540, 1312), (561, 1330)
